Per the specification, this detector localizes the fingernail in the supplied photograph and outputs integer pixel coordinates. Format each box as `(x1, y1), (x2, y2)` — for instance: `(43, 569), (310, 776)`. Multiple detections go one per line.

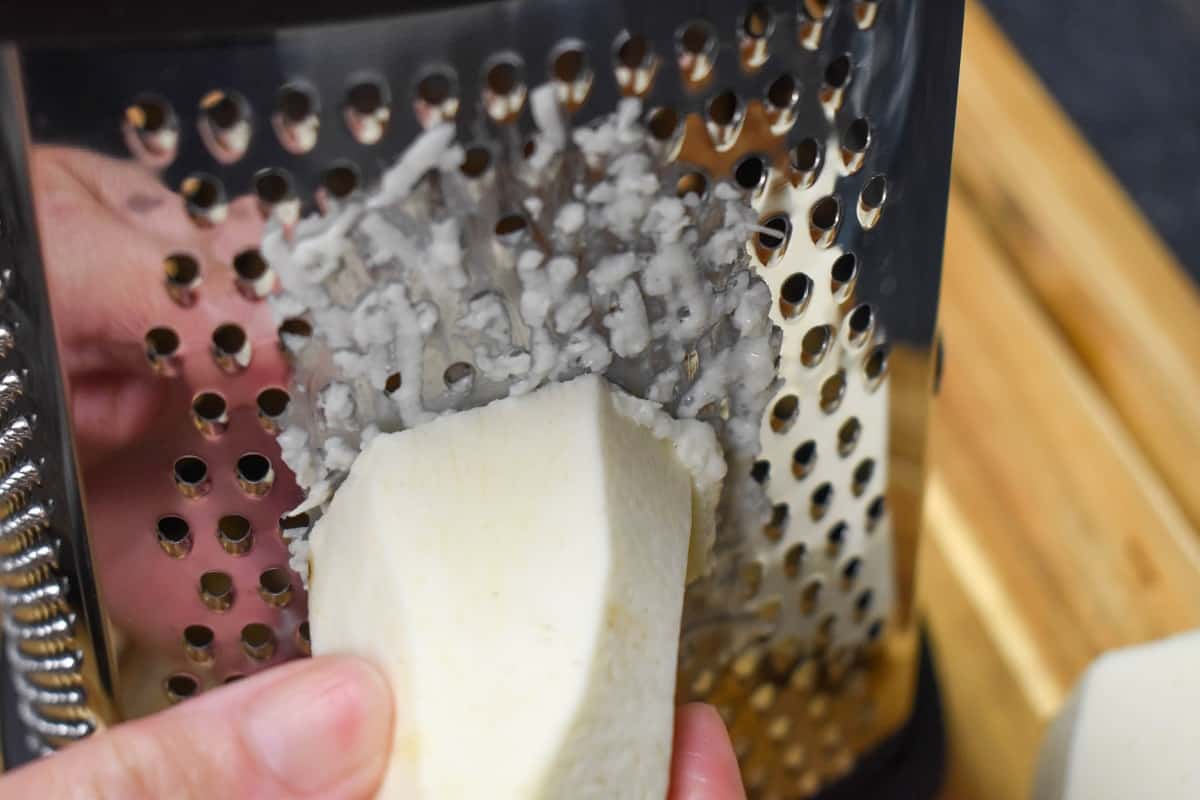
(242, 656), (392, 796)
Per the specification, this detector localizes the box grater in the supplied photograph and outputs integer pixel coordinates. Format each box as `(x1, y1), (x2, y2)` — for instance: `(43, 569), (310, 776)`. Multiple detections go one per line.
(0, 1), (962, 796)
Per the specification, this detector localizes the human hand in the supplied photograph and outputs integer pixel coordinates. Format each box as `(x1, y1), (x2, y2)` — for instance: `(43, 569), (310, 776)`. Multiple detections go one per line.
(0, 655), (746, 799)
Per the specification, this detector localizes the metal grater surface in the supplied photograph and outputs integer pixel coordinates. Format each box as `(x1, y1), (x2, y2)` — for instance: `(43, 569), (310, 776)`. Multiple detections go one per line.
(1, 1), (962, 796)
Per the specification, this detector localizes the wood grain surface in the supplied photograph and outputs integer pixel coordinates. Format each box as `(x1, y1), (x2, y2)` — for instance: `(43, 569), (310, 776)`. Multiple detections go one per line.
(921, 4), (1200, 799)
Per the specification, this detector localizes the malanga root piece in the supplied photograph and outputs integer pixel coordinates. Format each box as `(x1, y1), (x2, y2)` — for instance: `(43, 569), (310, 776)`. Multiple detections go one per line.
(309, 375), (723, 799)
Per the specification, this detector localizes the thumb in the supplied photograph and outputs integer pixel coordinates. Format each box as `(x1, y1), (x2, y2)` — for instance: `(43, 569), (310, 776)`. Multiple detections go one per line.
(0, 656), (392, 800)
(669, 703), (747, 800)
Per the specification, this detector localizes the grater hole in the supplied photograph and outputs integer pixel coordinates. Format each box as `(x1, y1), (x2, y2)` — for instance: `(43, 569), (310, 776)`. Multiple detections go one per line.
(258, 568), (293, 607)
(733, 155), (768, 192)
(344, 76), (391, 145)
(241, 623), (276, 661)
(217, 514), (253, 556)
(854, 589), (874, 622)
(864, 342), (890, 390)
(677, 20), (718, 84)
(494, 213), (528, 240)
(707, 90), (741, 126)
(551, 47), (587, 84)
(613, 32), (658, 96)
(212, 323), (251, 373)
(198, 90), (251, 162)
(770, 393), (798, 433)
(867, 619), (885, 641)
(846, 303), (875, 348)
(743, 4), (772, 38)
(124, 94), (178, 164)
(413, 67), (459, 128)
(297, 621), (311, 655)
(199, 571), (234, 612)
(274, 82), (320, 154)
(784, 542), (805, 578)
(801, 324), (833, 368)
(647, 107), (680, 141)
(824, 54), (852, 89)
(277, 83), (316, 121)
(763, 503), (789, 541)
(750, 459), (770, 485)
(804, 0), (833, 19)
(755, 214), (790, 252)
(174, 456), (210, 499)
(183, 624), (214, 663)
(164, 673), (199, 703)
(383, 373), (402, 396)
(866, 496), (886, 533)
(855, 0), (881, 29)
(826, 521), (848, 557)
(853, 458), (876, 496)
(820, 369), (847, 414)
(679, 20), (715, 57)
(831, 252), (859, 302)
(765, 72), (800, 121)
(417, 70), (453, 106)
(236, 453), (274, 497)
(145, 326), (180, 369)
(321, 162), (361, 201)
(191, 392), (228, 437)
(810, 482), (833, 521)
(617, 33), (651, 69)
(842, 117), (872, 173)
(444, 362), (476, 393)
(799, 0), (833, 51)
(163, 253), (201, 306)
(809, 196), (841, 247)
(779, 273), (813, 320)
(790, 137), (823, 187)
(550, 43), (593, 110)
(278, 318), (313, 347)
(792, 440), (817, 480)
(156, 515), (192, 558)
(254, 169), (298, 224)
(460, 145), (493, 178)
(842, 557), (863, 589)
(280, 512), (310, 537)
(739, 561), (763, 600)
(483, 54), (527, 123)
(837, 418), (862, 457)
(800, 580), (822, 616)
(233, 248), (273, 300)
(858, 175), (888, 229)
(181, 174), (227, 227)
(676, 171), (708, 201)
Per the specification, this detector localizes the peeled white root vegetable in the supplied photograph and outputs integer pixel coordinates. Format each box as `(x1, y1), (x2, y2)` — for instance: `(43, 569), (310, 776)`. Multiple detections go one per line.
(308, 375), (722, 799)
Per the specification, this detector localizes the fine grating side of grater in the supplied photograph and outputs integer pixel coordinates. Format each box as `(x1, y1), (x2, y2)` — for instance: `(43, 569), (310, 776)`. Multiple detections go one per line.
(0, 1), (963, 796)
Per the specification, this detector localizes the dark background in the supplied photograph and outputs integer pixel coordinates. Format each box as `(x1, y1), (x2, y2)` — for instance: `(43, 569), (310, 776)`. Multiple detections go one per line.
(981, 0), (1200, 283)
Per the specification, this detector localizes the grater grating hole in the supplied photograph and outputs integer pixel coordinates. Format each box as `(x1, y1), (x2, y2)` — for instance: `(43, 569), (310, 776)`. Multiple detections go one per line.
(443, 362), (476, 393)
(863, 342), (889, 391)
(779, 272), (813, 320)
(831, 252), (859, 302)
(756, 214), (791, 254)
(613, 31), (658, 96)
(734, 155), (768, 193)
(790, 137), (823, 187)
(181, 174), (228, 227)
(217, 514), (253, 556)
(784, 542), (805, 578)
(241, 623), (276, 661)
(706, 90), (743, 147)
(739, 561), (763, 600)
(174, 456), (210, 499)
(742, 4), (773, 39)
(679, 20), (715, 58)
(858, 175), (888, 229)
(236, 453), (274, 497)
(550, 42), (593, 111)
(819, 369), (846, 414)
(763, 502), (789, 541)
(182, 624), (214, 663)
(809, 196), (841, 247)
(767, 73), (799, 111)
(163, 253), (201, 307)
(824, 54), (852, 90)
(191, 391), (228, 437)
(233, 248), (273, 300)
(416, 70), (453, 106)
(837, 418), (861, 457)
(494, 213), (528, 240)
(297, 621), (311, 655)
(274, 82), (320, 154)
(810, 482), (833, 522)
(414, 67), (459, 128)
(616, 32), (651, 69)
(646, 107), (680, 142)
(280, 512), (310, 534)
(800, 324), (832, 368)
(199, 571), (234, 612)
(855, 0), (881, 30)
(676, 171), (708, 200)
(769, 393), (798, 433)
(460, 145), (493, 178)
(841, 557), (862, 589)
(483, 54), (527, 123)
(344, 75), (391, 145)
(865, 496), (886, 533)
(825, 521), (847, 557)
(198, 90), (251, 163)
(750, 459), (771, 485)
(145, 326), (180, 374)
(854, 589), (874, 622)
(224, 673), (246, 684)
(164, 673), (199, 703)
(867, 619), (884, 641)
(382, 373), (402, 396)
(123, 93), (178, 165)
(852, 458), (875, 497)
(841, 117), (871, 173)
(846, 303), (875, 348)
(258, 568), (293, 607)
(254, 168), (298, 225)
(800, 579), (822, 616)
(792, 439), (817, 480)
(321, 162), (361, 202)
(799, 0), (834, 52)
(211, 323), (251, 373)
(156, 515), (192, 558)
(676, 20), (718, 85)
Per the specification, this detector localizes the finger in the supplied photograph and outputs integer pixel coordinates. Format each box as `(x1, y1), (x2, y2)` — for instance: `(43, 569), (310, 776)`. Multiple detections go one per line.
(0, 656), (392, 800)
(669, 703), (747, 800)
